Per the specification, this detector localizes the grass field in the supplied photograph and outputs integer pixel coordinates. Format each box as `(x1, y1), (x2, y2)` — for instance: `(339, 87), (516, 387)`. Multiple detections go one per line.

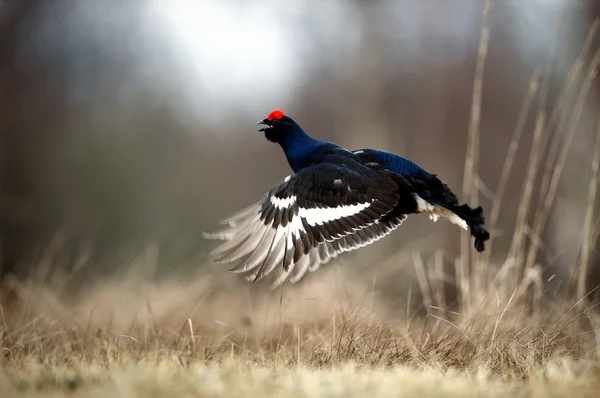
(2, 359), (600, 398)
(1, 264), (600, 398)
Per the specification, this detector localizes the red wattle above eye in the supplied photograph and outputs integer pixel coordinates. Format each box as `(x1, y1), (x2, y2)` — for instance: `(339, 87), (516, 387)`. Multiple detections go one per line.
(267, 109), (285, 121)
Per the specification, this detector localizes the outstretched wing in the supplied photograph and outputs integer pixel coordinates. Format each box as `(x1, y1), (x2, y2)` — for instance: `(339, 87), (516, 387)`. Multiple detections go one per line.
(203, 162), (406, 287)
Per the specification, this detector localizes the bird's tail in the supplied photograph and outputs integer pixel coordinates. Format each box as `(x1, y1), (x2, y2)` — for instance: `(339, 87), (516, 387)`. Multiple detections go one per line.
(407, 175), (490, 252)
(414, 194), (490, 252)
(445, 203), (490, 252)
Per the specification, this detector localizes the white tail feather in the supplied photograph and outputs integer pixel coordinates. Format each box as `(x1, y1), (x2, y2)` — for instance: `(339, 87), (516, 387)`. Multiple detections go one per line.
(414, 195), (468, 231)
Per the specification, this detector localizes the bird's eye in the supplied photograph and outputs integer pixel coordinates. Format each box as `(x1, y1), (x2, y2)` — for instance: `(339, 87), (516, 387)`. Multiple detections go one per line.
(272, 119), (280, 125)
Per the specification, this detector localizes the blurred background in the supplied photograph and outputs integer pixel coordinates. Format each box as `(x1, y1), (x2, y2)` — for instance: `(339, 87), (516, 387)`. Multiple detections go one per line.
(2, 0), (600, 305)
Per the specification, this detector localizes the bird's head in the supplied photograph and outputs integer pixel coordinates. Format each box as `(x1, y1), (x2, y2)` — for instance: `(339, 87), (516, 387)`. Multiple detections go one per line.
(257, 109), (295, 143)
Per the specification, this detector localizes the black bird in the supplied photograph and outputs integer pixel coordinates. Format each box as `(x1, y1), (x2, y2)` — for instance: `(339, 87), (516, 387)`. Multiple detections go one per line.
(203, 109), (490, 288)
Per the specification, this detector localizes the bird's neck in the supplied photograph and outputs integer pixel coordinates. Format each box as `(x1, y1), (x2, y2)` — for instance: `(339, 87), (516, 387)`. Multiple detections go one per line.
(279, 125), (320, 172)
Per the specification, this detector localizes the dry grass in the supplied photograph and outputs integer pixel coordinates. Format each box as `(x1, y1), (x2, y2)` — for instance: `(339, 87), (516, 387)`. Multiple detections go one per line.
(2, 359), (600, 398)
(0, 264), (600, 397)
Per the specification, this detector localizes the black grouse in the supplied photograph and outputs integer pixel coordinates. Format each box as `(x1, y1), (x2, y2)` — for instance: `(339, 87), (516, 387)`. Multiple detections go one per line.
(203, 109), (490, 288)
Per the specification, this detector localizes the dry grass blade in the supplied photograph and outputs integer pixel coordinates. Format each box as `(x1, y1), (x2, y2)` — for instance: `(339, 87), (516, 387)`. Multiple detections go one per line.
(491, 287), (517, 342)
(460, 0), (492, 315)
(412, 252), (433, 310)
(572, 115), (600, 300)
(538, 20), (600, 199)
(506, 113), (545, 278)
(188, 318), (196, 351)
(431, 250), (446, 310)
(483, 70), (541, 263)
(525, 47), (600, 272)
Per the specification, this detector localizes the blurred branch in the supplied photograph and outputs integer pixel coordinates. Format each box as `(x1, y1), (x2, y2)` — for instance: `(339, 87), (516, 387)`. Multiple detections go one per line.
(570, 114), (600, 301)
(482, 69), (541, 264)
(524, 46), (600, 273)
(460, 0), (492, 314)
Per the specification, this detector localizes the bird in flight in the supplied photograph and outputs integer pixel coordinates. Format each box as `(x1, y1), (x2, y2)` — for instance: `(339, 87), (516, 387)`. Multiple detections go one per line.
(203, 109), (490, 288)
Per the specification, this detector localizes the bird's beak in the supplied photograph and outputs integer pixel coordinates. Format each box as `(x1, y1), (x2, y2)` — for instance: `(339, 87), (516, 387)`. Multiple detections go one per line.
(257, 118), (270, 132)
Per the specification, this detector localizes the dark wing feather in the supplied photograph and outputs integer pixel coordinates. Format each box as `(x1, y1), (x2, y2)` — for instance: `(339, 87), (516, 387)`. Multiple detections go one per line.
(203, 162), (405, 288)
(288, 215), (407, 283)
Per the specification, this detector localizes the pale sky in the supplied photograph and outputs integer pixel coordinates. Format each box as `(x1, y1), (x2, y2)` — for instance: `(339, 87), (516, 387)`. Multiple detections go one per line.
(20, 0), (581, 125)
(146, 0), (575, 116)
(148, 0), (307, 118)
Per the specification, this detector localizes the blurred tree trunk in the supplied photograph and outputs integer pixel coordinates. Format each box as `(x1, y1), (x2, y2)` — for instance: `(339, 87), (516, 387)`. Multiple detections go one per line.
(0, 0), (42, 279)
(345, 8), (391, 152)
(0, 0), (72, 280)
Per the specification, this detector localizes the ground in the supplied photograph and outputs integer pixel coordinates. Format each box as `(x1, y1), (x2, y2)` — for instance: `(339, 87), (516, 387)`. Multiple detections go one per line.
(2, 359), (600, 397)
(0, 268), (599, 398)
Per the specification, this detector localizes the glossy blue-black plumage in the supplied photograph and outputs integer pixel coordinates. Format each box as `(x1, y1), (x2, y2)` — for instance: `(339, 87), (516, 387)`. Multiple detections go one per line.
(353, 149), (435, 180)
(273, 117), (355, 173)
(272, 118), (323, 173)
(273, 117), (434, 180)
